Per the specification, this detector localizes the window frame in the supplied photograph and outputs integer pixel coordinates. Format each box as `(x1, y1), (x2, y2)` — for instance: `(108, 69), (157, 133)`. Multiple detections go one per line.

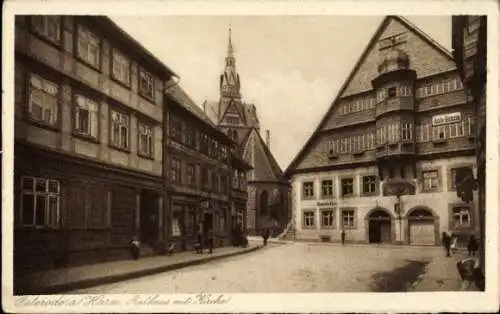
(73, 93), (100, 141)
(320, 208), (335, 229)
(19, 176), (61, 229)
(302, 210), (316, 229)
(340, 177), (355, 198)
(302, 181), (315, 199)
(170, 157), (181, 184)
(186, 163), (196, 187)
(30, 16), (62, 46)
(110, 48), (131, 87)
(109, 109), (130, 151)
(450, 205), (472, 229)
(421, 169), (441, 193)
(76, 24), (101, 70)
(321, 179), (334, 198)
(138, 67), (155, 101)
(138, 121), (154, 158)
(28, 73), (60, 128)
(340, 207), (357, 229)
(361, 175), (377, 196)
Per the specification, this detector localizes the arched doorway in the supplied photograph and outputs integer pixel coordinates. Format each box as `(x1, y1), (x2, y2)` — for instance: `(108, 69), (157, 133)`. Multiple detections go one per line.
(367, 209), (392, 244)
(407, 208), (436, 245)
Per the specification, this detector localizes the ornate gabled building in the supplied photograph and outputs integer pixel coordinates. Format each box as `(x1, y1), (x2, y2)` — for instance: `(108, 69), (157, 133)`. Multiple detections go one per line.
(203, 28), (290, 235)
(285, 16), (479, 246)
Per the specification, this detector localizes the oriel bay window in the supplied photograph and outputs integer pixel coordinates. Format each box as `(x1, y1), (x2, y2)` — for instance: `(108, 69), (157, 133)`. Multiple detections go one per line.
(110, 110), (129, 150)
(74, 94), (99, 139)
(111, 49), (130, 86)
(20, 176), (60, 228)
(31, 16), (61, 44)
(76, 25), (100, 68)
(29, 74), (59, 126)
(138, 122), (153, 157)
(139, 68), (155, 100)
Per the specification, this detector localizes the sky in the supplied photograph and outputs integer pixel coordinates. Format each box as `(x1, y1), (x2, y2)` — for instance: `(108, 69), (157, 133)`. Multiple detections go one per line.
(110, 15), (452, 170)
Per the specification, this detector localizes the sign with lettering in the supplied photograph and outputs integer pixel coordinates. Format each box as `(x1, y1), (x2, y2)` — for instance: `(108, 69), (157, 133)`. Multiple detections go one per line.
(432, 112), (462, 126)
(317, 201), (336, 207)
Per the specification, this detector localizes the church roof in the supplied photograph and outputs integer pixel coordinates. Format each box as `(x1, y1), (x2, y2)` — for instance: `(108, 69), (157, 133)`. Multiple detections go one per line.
(284, 15), (457, 177)
(242, 128), (284, 182)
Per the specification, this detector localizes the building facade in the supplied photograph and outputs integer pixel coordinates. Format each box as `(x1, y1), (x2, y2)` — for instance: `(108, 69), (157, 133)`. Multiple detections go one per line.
(14, 16), (176, 273)
(285, 16), (479, 246)
(451, 15), (487, 267)
(163, 85), (250, 251)
(203, 28), (290, 235)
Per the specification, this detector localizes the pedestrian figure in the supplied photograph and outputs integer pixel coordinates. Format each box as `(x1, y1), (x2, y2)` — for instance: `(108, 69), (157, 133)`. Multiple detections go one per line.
(442, 232), (451, 257)
(456, 256), (484, 291)
(341, 229), (346, 245)
(130, 237), (141, 260)
(207, 229), (214, 254)
(467, 233), (478, 256)
(166, 242), (175, 256)
(195, 227), (203, 254)
(261, 227), (270, 246)
(450, 233), (458, 254)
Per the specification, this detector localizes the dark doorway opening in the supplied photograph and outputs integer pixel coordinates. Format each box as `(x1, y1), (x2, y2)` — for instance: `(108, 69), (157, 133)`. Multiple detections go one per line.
(140, 189), (158, 245)
(203, 212), (213, 246)
(368, 210), (392, 244)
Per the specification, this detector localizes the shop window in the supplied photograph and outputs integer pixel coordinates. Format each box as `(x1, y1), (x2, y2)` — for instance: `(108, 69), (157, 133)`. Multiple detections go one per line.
(20, 176), (60, 228)
(341, 208), (356, 229)
(302, 210), (315, 228)
(321, 209), (335, 228)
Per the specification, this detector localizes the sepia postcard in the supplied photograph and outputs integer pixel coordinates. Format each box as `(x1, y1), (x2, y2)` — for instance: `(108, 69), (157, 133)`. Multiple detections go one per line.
(2, 0), (499, 312)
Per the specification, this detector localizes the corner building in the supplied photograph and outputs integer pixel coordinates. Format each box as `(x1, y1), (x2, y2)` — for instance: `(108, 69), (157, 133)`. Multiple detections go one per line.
(14, 15), (175, 273)
(285, 16), (479, 246)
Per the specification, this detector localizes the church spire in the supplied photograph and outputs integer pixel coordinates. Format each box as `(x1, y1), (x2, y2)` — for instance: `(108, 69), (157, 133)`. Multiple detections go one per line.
(228, 24), (234, 57)
(220, 24), (240, 99)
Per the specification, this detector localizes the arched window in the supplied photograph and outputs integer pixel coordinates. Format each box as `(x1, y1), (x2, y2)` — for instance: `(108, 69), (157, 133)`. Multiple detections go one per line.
(260, 190), (269, 216)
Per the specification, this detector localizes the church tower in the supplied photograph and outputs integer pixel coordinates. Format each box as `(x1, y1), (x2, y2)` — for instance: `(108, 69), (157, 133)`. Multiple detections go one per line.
(220, 26), (241, 99)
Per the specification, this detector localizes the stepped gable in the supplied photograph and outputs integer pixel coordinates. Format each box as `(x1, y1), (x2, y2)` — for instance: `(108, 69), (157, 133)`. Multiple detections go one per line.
(242, 128), (284, 182)
(285, 15), (458, 175)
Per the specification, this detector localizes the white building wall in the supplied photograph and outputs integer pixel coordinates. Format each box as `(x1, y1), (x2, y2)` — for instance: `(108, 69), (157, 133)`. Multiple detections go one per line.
(291, 156), (479, 245)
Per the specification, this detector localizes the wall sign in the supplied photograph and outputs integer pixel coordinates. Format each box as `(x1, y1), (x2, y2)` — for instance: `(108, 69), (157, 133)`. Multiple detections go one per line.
(317, 201), (336, 207)
(432, 112), (461, 126)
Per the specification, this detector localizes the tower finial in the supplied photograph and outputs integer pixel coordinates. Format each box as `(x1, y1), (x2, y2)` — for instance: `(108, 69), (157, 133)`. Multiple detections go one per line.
(228, 24), (234, 56)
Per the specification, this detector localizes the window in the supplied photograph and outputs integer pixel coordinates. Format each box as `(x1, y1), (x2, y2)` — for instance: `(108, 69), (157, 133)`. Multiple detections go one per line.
(303, 211), (315, 228)
(170, 115), (183, 142)
(170, 158), (181, 183)
(111, 49), (130, 86)
(201, 168), (209, 190)
(402, 123), (412, 141)
(74, 94), (99, 138)
(341, 178), (354, 197)
(399, 86), (412, 97)
(321, 210), (335, 228)
(212, 172), (219, 192)
(303, 182), (314, 198)
(31, 16), (61, 44)
(138, 122), (153, 157)
(221, 175), (228, 194)
(362, 176), (377, 194)
(422, 170), (440, 192)
(110, 110), (129, 150)
(341, 209), (355, 228)
(387, 87), (397, 98)
(433, 125), (446, 140)
(186, 163), (196, 187)
(76, 25), (100, 68)
(139, 68), (155, 100)
(200, 134), (209, 154)
(20, 176), (60, 228)
(226, 117), (239, 125)
(29, 74), (59, 126)
(185, 124), (195, 147)
(452, 206), (471, 227)
(321, 180), (334, 197)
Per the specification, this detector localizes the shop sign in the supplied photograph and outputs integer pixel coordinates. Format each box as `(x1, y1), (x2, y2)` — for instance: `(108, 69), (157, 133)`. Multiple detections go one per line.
(317, 201), (336, 207)
(432, 112), (461, 126)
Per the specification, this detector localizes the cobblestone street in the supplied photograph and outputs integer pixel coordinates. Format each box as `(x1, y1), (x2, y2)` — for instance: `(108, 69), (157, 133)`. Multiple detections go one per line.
(71, 242), (444, 293)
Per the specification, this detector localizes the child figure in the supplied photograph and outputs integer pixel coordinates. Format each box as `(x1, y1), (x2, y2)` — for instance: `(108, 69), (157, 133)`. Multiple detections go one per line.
(130, 237), (141, 260)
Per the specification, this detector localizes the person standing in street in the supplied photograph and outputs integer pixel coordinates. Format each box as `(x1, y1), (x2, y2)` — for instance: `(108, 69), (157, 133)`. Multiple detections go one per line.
(341, 229), (346, 245)
(442, 231), (451, 257)
(195, 227), (203, 254)
(261, 227), (270, 246)
(207, 228), (214, 254)
(467, 233), (478, 256)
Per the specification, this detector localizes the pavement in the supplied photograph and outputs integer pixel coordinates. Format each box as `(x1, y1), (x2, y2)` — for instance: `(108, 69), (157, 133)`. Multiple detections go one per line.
(410, 249), (481, 291)
(15, 243), (261, 295)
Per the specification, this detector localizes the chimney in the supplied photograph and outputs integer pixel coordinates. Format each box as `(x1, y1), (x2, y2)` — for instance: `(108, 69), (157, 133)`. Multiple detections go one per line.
(202, 100), (206, 112)
(266, 129), (270, 149)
